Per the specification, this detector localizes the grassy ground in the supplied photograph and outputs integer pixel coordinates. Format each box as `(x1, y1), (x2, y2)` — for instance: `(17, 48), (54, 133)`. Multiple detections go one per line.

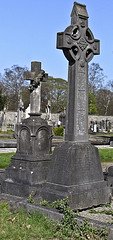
(0, 201), (108, 240)
(0, 152), (14, 168)
(0, 201), (56, 240)
(99, 148), (113, 162)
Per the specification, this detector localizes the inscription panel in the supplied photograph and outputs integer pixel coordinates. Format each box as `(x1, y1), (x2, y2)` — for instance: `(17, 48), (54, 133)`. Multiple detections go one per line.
(19, 128), (32, 154)
(76, 110), (87, 135)
(77, 90), (86, 110)
(35, 129), (49, 154)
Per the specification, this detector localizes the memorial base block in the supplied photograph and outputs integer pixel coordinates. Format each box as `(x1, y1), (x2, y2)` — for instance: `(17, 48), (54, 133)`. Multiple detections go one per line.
(42, 142), (110, 210)
(2, 157), (50, 198)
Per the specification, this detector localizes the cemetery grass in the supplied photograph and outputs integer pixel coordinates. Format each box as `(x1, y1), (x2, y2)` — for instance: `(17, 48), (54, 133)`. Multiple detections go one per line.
(0, 200), (108, 240)
(99, 148), (113, 162)
(0, 152), (14, 168)
(0, 201), (55, 240)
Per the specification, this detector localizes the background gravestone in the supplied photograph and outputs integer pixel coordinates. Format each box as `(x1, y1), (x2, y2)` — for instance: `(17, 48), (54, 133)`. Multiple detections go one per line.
(2, 61), (52, 198)
(43, 2), (110, 209)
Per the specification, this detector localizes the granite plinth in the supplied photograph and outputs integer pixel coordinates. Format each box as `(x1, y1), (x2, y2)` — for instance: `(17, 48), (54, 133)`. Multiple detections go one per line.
(42, 142), (110, 209)
(2, 156), (51, 197)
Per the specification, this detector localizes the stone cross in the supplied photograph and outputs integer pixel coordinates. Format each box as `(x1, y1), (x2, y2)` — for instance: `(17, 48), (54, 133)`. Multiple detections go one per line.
(57, 2), (100, 142)
(24, 61), (48, 115)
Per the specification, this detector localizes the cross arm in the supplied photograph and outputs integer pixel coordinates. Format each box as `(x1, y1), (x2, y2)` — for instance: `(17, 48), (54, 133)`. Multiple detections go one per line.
(57, 27), (74, 50)
(23, 71), (35, 81)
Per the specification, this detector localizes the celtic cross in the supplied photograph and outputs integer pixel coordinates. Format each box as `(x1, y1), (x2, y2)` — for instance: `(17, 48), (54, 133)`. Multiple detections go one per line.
(24, 61), (48, 116)
(57, 2), (100, 142)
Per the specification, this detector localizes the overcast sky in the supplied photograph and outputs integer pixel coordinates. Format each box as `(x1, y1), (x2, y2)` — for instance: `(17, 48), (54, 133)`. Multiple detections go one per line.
(0, 0), (112, 82)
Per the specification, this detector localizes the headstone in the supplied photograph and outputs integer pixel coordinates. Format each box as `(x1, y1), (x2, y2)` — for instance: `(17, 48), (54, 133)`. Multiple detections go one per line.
(102, 120), (105, 131)
(108, 121), (111, 132)
(94, 122), (97, 133)
(2, 61), (52, 198)
(99, 121), (102, 132)
(43, 2), (110, 209)
(59, 110), (66, 127)
(89, 121), (94, 132)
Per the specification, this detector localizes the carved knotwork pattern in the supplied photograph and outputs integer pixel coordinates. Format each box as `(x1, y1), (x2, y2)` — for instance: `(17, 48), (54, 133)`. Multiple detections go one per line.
(78, 37), (88, 51)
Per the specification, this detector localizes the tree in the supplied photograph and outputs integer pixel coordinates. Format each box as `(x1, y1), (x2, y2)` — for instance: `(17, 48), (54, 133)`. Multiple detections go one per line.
(88, 62), (106, 93)
(88, 62), (109, 115)
(88, 92), (97, 115)
(1, 65), (28, 111)
(0, 86), (7, 111)
(96, 89), (113, 115)
(41, 77), (68, 113)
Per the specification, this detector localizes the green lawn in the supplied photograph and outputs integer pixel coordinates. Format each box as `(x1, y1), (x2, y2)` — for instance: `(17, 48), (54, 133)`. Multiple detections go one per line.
(0, 201), (108, 240)
(98, 148), (113, 162)
(0, 152), (14, 168)
(0, 201), (55, 240)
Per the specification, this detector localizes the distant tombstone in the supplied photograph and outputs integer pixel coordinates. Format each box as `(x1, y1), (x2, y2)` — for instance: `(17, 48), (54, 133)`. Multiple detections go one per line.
(99, 121), (102, 131)
(102, 120), (105, 130)
(89, 121), (94, 132)
(59, 109), (66, 127)
(43, 2), (110, 209)
(108, 121), (111, 131)
(93, 122), (97, 133)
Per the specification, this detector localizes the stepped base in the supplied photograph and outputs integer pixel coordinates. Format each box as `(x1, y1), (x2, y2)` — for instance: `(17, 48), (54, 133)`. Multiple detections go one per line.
(42, 141), (110, 209)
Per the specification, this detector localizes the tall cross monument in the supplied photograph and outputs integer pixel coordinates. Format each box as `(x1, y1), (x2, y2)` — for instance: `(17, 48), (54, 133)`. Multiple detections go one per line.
(43, 2), (110, 210)
(57, 2), (99, 142)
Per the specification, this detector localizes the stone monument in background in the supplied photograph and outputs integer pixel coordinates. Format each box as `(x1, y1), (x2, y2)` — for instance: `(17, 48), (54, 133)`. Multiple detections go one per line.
(1, 107), (7, 132)
(2, 61), (52, 198)
(17, 92), (25, 124)
(43, 2), (110, 209)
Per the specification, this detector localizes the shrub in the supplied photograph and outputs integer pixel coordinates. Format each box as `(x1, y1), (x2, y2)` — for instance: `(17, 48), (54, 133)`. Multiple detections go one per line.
(53, 126), (64, 136)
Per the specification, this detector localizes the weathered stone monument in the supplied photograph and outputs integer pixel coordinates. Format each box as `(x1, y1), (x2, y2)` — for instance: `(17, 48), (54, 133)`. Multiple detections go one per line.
(17, 93), (24, 124)
(45, 100), (53, 126)
(1, 107), (7, 132)
(2, 61), (52, 198)
(43, 2), (110, 209)
(24, 61), (47, 115)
